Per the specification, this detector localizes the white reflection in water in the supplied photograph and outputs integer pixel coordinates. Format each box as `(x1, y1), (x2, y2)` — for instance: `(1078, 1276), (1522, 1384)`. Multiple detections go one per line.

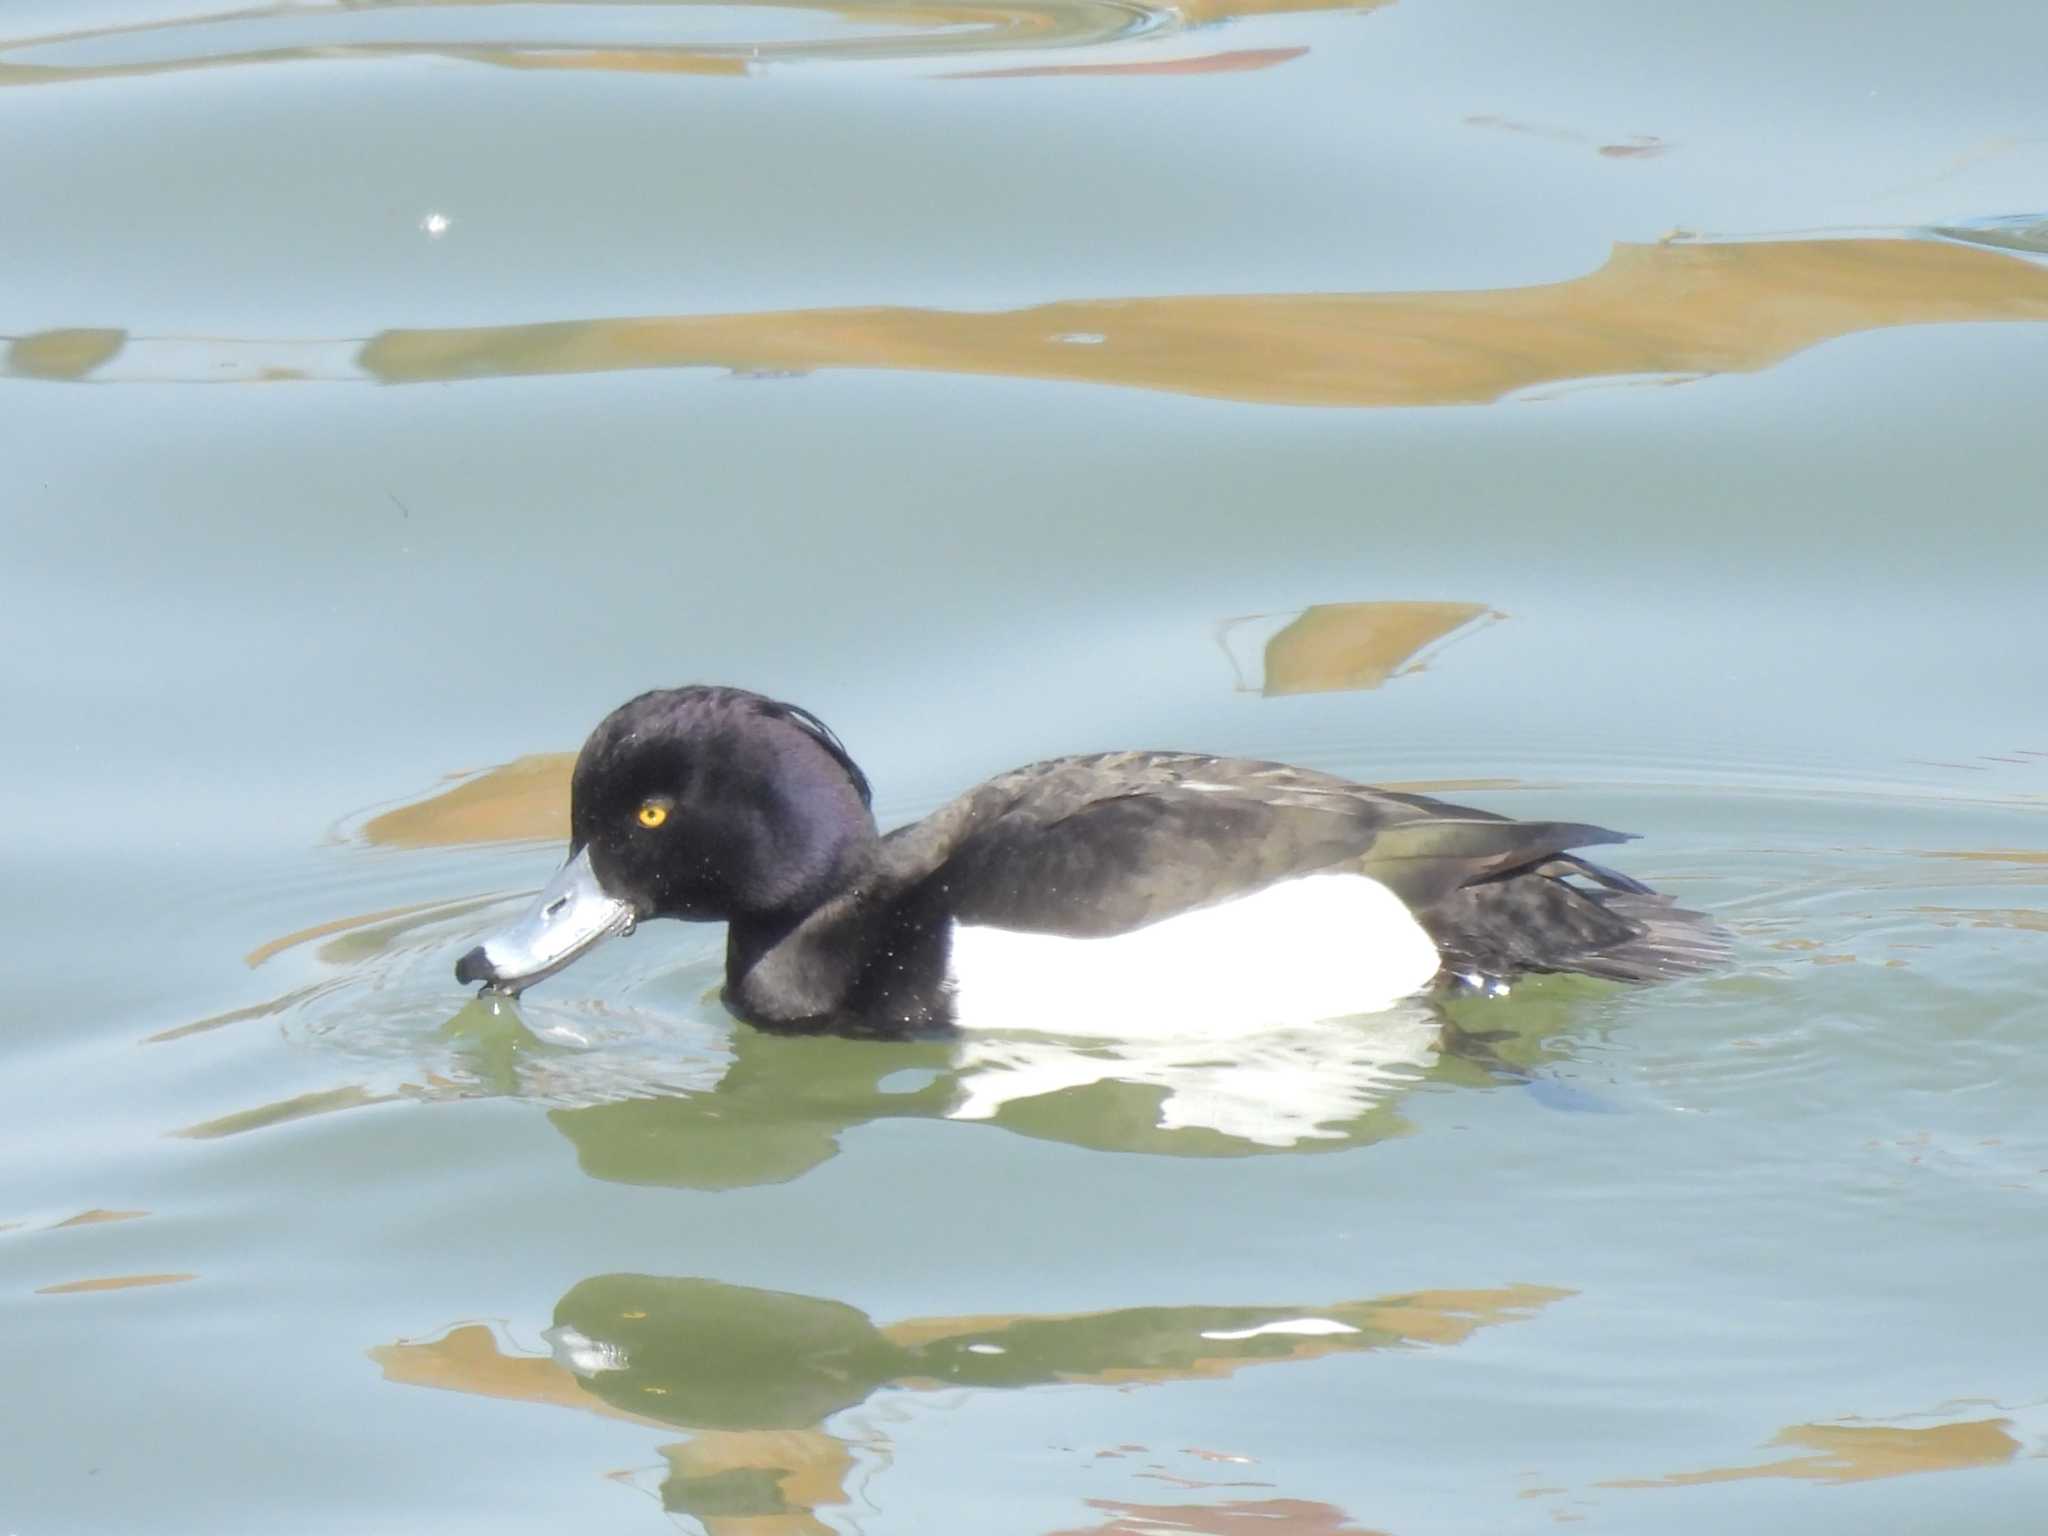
(949, 1003), (1441, 1146)
(1200, 1317), (1362, 1340)
(543, 1324), (630, 1377)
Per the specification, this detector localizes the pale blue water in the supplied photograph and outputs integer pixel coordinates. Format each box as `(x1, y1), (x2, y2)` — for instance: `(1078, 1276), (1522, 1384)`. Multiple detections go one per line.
(3, 1), (2046, 1532)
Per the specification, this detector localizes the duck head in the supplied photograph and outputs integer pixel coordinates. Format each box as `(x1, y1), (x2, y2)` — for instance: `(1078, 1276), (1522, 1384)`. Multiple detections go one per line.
(455, 687), (875, 995)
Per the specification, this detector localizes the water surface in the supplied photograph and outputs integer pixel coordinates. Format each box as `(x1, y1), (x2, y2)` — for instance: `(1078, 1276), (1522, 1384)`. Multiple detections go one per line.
(3, 0), (2046, 1531)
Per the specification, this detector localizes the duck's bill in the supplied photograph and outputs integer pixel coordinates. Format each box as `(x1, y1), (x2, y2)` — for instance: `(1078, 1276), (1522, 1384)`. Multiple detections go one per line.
(455, 846), (637, 996)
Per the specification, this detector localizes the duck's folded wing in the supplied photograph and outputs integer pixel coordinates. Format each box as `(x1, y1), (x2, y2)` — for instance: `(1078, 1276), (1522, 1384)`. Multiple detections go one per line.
(908, 777), (1632, 938)
(1353, 814), (1634, 908)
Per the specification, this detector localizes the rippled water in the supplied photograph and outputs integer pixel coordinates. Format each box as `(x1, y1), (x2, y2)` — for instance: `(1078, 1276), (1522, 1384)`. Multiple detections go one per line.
(4, 0), (2047, 1531)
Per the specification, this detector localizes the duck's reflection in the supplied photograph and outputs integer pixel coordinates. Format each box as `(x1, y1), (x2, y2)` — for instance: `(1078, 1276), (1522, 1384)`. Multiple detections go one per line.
(539, 1001), (1461, 1188)
(167, 967), (1593, 1180)
(374, 1275), (1566, 1529)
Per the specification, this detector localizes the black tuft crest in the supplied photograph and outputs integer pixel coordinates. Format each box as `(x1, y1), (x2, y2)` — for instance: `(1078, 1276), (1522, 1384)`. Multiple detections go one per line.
(766, 699), (872, 809)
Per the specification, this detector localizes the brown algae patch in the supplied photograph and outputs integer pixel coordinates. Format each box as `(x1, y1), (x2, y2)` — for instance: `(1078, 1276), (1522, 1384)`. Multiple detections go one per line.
(37, 1273), (196, 1296)
(52, 1209), (147, 1228)
(359, 754), (573, 849)
(1604, 1416), (2021, 1488)
(174, 1085), (395, 1140)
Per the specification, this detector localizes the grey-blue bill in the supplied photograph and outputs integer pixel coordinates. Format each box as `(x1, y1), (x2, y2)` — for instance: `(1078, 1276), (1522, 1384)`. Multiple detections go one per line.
(455, 845), (636, 996)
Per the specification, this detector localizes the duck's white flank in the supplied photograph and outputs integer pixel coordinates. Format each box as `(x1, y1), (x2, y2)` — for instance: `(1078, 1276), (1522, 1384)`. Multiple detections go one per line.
(945, 872), (1440, 1039)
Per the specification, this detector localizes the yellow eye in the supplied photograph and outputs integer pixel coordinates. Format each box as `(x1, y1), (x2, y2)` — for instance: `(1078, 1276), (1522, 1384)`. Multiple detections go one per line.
(637, 801), (669, 829)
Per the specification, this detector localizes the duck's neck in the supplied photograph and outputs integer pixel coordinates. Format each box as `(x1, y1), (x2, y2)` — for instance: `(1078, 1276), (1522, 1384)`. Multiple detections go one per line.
(712, 724), (888, 1027)
(723, 874), (878, 1030)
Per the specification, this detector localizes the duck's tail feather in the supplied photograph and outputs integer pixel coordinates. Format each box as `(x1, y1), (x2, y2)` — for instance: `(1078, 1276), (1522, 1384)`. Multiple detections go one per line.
(1561, 887), (1731, 982)
(1425, 856), (1730, 985)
